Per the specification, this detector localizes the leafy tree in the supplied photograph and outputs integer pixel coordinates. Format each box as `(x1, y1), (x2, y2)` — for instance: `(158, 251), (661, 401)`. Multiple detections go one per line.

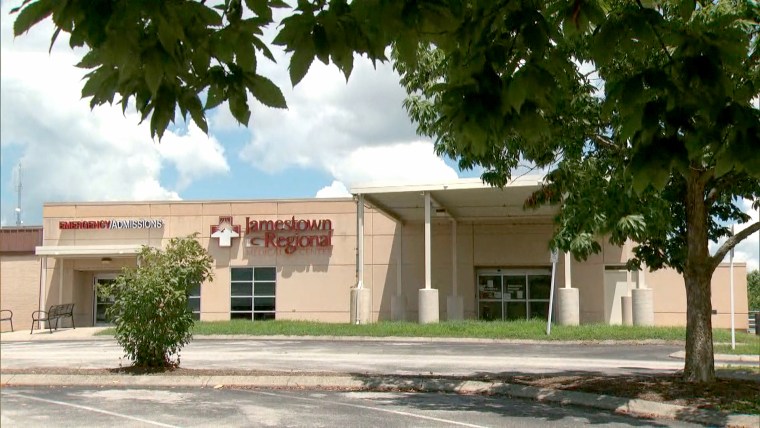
(395, 1), (760, 384)
(11, 0), (760, 382)
(749, 270), (760, 311)
(101, 235), (213, 368)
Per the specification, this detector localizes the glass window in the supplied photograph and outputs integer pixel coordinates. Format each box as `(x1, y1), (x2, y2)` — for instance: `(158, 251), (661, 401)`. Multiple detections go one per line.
(231, 268), (253, 281)
(231, 283), (252, 296)
(187, 283), (201, 321)
(478, 275), (502, 300)
(504, 276), (526, 301)
(529, 301), (549, 320)
(478, 301), (502, 321)
(254, 267), (276, 281)
(230, 267), (276, 321)
(254, 282), (276, 296)
(528, 275), (551, 300)
(505, 301), (527, 320)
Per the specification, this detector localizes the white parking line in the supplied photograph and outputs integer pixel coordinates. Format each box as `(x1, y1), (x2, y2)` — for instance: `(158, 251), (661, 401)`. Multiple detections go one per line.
(2, 392), (180, 428)
(248, 389), (491, 428)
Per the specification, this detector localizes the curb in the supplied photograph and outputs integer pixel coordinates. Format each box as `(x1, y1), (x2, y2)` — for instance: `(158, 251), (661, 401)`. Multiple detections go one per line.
(669, 350), (760, 364)
(2, 373), (757, 427)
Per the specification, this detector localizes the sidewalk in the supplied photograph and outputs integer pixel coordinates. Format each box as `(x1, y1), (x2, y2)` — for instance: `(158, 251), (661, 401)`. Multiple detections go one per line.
(2, 327), (758, 427)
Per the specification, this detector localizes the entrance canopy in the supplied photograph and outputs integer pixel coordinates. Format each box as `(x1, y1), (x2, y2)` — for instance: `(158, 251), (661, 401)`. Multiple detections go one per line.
(350, 175), (556, 223)
(35, 244), (143, 258)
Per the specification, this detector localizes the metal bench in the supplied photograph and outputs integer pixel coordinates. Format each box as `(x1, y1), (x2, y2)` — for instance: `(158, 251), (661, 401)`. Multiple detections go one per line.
(31, 304), (75, 334)
(0, 310), (12, 332)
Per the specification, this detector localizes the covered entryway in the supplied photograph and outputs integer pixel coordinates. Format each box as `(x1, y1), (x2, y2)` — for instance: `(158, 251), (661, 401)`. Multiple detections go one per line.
(33, 245), (142, 329)
(350, 176), (569, 324)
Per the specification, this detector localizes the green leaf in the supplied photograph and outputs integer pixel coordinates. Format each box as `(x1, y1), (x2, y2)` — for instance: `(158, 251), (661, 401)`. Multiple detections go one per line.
(206, 83), (226, 110)
(313, 24), (330, 65)
(289, 46), (315, 86)
(677, 0), (696, 21)
(13, 0), (54, 36)
(248, 74), (287, 108)
(228, 91), (251, 125)
(506, 78), (527, 112)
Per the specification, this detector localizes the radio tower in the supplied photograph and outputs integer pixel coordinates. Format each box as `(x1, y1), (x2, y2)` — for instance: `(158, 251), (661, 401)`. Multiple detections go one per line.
(14, 162), (22, 226)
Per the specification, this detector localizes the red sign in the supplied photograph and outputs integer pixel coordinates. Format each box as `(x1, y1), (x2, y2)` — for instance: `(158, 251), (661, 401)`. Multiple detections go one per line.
(245, 216), (333, 254)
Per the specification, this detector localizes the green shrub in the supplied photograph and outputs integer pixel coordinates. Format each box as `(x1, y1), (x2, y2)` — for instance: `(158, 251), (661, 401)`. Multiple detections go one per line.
(748, 270), (759, 311)
(100, 235), (213, 367)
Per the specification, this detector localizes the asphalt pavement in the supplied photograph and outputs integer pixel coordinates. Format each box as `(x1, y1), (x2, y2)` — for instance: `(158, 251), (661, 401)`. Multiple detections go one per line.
(1, 327), (758, 427)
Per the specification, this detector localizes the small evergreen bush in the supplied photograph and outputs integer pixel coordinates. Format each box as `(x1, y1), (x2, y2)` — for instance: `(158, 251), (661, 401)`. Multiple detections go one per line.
(100, 235), (213, 367)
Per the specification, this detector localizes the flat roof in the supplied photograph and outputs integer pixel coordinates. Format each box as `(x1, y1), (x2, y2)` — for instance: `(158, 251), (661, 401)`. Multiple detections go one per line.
(351, 176), (556, 223)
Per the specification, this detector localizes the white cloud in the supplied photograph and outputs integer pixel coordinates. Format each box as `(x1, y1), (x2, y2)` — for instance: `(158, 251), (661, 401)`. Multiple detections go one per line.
(1, 6), (229, 222)
(710, 199), (760, 272)
(315, 181), (351, 198)
(330, 141), (458, 188)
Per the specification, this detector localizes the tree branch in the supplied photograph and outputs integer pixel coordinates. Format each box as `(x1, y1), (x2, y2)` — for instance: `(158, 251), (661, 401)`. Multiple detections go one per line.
(710, 221), (760, 272)
(634, 0), (674, 64)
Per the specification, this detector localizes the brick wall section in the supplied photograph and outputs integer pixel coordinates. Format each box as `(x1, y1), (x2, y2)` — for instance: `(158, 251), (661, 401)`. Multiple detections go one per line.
(0, 255), (41, 332)
(0, 227), (43, 253)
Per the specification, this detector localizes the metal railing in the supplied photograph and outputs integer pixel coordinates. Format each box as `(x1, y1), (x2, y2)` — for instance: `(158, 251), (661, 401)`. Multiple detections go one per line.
(749, 311), (759, 335)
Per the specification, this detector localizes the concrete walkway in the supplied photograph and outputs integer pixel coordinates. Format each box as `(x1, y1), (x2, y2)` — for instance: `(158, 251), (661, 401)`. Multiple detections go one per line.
(1, 327), (758, 427)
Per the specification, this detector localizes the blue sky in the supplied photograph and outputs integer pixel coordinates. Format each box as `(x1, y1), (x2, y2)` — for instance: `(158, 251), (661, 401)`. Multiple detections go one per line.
(1, 4), (757, 270)
(0, 3), (479, 229)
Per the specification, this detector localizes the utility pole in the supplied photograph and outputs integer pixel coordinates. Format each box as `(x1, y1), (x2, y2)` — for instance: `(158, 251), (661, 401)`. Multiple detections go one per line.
(14, 162), (23, 226)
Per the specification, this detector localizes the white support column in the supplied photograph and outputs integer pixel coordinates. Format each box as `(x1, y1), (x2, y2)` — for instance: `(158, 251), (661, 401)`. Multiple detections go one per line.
(357, 194), (364, 289)
(419, 191), (439, 323)
(558, 252), (579, 325)
(38, 256), (48, 330)
(447, 220), (463, 320)
(58, 259), (64, 305)
(632, 261), (654, 326)
(351, 194), (370, 324)
(424, 192), (431, 290)
(391, 223), (407, 321)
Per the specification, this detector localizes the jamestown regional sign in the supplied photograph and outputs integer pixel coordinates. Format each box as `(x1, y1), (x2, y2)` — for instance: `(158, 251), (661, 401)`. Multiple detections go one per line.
(59, 219), (164, 230)
(245, 216), (333, 254)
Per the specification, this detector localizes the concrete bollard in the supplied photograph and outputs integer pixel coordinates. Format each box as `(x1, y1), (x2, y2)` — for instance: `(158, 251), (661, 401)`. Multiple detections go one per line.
(621, 296), (633, 326)
(557, 288), (580, 326)
(632, 288), (654, 326)
(418, 288), (439, 324)
(350, 287), (372, 324)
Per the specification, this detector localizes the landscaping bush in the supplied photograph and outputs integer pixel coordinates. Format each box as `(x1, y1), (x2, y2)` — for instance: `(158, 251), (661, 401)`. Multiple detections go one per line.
(100, 235), (213, 367)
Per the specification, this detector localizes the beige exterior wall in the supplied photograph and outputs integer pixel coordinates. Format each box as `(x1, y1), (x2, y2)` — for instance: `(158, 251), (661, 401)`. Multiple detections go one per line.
(0, 255), (41, 332)
(26, 199), (750, 330)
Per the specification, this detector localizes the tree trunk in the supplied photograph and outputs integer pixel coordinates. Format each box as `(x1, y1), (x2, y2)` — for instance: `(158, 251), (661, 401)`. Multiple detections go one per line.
(682, 168), (715, 383)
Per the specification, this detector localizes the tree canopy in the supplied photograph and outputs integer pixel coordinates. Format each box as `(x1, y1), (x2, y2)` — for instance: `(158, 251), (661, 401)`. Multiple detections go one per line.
(12, 0), (760, 382)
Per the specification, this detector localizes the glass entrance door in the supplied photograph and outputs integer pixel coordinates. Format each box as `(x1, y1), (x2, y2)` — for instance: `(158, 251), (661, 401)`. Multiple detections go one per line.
(94, 274), (117, 325)
(477, 269), (552, 321)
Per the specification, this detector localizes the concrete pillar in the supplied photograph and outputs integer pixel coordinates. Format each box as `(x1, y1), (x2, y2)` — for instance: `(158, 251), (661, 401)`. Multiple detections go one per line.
(446, 295), (464, 321)
(418, 288), (439, 324)
(557, 287), (579, 325)
(391, 294), (407, 321)
(632, 288), (654, 326)
(621, 295), (633, 326)
(350, 287), (371, 324)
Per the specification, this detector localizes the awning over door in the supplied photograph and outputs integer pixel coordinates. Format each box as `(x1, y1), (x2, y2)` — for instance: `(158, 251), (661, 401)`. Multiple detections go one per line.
(35, 244), (144, 258)
(350, 175), (556, 224)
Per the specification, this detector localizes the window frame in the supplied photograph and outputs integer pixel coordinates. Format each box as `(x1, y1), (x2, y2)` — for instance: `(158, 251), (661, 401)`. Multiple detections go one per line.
(230, 266), (277, 320)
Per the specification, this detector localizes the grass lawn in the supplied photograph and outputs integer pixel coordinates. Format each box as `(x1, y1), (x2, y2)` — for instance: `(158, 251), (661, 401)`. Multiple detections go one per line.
(98, 319), (760, 353)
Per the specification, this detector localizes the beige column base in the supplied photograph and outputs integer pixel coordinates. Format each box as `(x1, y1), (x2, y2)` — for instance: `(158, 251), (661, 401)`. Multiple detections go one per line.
(391, 294), (407, 321)
(418, 288), (439, 324)
(350, 287), (372, 324)
(446, 295), (464, 321)
(557, 288), (580, 326)
(632, 288), (654, 326)
(621, 296), (633, 326)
